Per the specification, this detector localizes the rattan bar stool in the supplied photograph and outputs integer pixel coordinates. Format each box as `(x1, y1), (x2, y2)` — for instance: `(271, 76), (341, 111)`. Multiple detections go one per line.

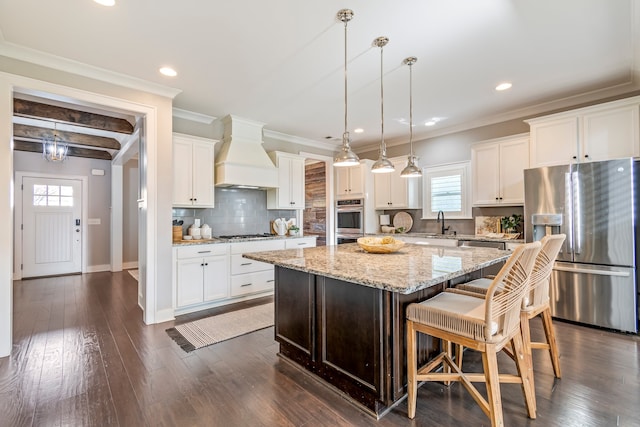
(406, 241), (541, 427)
(456, 234), (566, 378)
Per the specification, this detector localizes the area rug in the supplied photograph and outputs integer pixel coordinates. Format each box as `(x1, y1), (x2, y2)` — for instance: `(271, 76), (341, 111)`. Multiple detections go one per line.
(166, 303), (274, 352)
(128, 269), (139, 281)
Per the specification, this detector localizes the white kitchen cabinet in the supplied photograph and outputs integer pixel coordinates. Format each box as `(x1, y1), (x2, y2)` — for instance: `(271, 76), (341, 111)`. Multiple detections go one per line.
(267, 151), (305, 209)
(527, 97), (640, 168)
(284, 236), (317, 249)
(336, 164), (364, 198)
(174, 243), (229, 309)
(374, 157), (421, 209)
(173, 133), (217, 208)
(472, 134), (529, 206)
(230, 240), (285, 297)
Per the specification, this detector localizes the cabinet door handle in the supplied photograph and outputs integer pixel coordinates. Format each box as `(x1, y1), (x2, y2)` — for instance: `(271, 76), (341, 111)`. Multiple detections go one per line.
(198, 250), (211, 254)
(584, 154), (589, 159)
(297, 243), (306, 246)
(240, 262), (252, 266)
(241, 283), (252, 287)
(572, 156), (577, 160)
(267, 279), (275, 283)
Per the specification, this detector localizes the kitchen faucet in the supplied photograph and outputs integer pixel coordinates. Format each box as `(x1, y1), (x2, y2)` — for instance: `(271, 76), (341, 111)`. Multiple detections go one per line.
(437, 210), (450, 235)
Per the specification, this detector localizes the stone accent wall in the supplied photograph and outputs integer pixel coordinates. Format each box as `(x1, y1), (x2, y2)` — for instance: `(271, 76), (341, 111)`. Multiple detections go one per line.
(304, 162), (327, 246)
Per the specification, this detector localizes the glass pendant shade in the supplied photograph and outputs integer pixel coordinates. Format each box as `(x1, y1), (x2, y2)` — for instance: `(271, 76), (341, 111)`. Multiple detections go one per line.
(400, 56), (422, 178)
(371, 36), (394, 174)
(333, 9), (360, 167)
(42, 124), (68, 162)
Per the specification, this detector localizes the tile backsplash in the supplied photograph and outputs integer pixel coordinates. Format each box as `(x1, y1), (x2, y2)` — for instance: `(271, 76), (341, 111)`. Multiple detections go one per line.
(172, 188), (295, 237)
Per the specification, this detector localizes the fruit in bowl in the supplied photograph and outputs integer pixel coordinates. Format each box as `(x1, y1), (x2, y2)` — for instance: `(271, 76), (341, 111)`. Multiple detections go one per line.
(357, 236), (405, 254)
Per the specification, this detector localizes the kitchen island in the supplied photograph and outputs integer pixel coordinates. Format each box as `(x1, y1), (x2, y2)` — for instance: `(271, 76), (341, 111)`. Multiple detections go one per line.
(243, 243), (510, 418)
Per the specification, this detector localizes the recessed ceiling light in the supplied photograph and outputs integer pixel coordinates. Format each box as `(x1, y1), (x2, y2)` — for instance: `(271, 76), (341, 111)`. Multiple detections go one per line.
(94, 0), (115, 6)
(354, 128), (364, 133)
(495, 82), (512, 91)
(159, 67), (177, 77)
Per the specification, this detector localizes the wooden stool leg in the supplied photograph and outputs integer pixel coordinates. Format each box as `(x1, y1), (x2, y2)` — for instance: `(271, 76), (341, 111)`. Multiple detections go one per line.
(407, 320), (417, 419)
(512, 330), (537, 419)
(455, 344), (463, 371)
(520, 311), (535, 391)
(443, 339), (452, 386)
(481, 344), (504, 427)
(540, 308), (562, 378)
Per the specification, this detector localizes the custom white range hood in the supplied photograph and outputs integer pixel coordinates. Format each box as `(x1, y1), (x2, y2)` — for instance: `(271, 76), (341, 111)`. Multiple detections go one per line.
(215, 115), (278, 189)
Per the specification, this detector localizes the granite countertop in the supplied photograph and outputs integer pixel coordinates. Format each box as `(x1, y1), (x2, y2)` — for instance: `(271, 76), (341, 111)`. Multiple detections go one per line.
(243, 243), (510, 294)
(372, 232), (525, 244)
(172, 235), (317, 246)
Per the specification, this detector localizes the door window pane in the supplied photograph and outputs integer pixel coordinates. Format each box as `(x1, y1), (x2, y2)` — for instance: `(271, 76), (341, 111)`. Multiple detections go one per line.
(32, 184), (74, 207)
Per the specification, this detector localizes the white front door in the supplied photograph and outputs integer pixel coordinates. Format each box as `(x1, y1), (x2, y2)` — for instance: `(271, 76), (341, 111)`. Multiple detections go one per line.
(22, 176), (83, 278)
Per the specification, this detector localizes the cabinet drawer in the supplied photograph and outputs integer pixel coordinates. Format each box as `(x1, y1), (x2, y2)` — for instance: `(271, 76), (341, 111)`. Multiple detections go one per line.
(176, 243), (228, 259)
(284, 237), (316, 249)
(231, 270), (275, 296)
(231, 254), (274, 274)
(230, 239), (285, 254)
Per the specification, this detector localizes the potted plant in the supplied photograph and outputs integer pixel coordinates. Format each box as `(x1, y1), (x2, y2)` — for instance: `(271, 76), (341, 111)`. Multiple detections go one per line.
(288, 225), (300, 236)
(501, 214), (522, 235)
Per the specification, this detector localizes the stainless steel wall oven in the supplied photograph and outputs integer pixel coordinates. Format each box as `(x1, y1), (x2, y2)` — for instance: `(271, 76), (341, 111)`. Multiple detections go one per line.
(336, 199), (364, 243)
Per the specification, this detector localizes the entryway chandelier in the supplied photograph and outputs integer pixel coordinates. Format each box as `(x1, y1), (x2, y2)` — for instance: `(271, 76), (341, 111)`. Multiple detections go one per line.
(333, 8), (360, 168)
(42, 123), (68, 162)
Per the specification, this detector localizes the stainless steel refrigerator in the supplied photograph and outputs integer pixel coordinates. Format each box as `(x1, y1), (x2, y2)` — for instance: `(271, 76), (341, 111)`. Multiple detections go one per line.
(524, 158), (638, 333)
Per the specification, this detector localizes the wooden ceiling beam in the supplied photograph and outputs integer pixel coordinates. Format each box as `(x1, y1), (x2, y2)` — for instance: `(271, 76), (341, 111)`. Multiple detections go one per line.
(13, 99), (134, 134)
(13, 124), (121, 150)
(13, 140), (113, 161)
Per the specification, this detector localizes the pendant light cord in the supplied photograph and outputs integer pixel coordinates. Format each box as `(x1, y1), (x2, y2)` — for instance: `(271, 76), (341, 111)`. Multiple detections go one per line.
(343, 18), (349, 143)
(409, 60), (413, 157)
(380, 43), (385, 156)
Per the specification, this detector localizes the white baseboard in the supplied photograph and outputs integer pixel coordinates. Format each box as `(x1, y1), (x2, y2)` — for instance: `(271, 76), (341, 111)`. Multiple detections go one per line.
(85, 264), (111, 273)
(154, 308), (175, 324)
(123, 261), (139, 270)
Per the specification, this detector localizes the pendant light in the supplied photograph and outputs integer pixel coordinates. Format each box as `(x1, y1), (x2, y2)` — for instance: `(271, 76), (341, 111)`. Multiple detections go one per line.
(42, 122), (68, 162)
(400, 56), (422, 178)
(333, 9), (360, 167)
(371, 36), (395, 174)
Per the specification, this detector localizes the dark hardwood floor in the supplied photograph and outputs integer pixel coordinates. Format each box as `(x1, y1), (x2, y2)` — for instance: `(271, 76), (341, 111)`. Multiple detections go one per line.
(1, 271), (639, 426)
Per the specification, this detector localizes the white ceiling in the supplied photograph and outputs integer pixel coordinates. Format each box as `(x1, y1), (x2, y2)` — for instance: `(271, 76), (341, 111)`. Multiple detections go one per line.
(1, 0), (639, 151)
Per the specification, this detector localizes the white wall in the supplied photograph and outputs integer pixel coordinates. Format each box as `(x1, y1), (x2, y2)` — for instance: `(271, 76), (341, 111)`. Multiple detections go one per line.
(123, 158), (138, 265)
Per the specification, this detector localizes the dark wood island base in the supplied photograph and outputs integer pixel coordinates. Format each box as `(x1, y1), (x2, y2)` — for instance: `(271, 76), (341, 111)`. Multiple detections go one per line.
(273, 266), (492, 418)
(242, 243), (509, 419)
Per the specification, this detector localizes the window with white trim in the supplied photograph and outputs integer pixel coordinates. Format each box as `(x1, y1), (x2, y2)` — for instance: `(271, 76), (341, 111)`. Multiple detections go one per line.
(421, 162), (471, 219)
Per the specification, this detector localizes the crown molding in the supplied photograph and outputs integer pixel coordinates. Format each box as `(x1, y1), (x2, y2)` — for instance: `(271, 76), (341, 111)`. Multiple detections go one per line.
(0, 40), (182, 99)
(264, 128), (341, 150)
(356, 78), (640, 154)
(172, 108), (215, 124)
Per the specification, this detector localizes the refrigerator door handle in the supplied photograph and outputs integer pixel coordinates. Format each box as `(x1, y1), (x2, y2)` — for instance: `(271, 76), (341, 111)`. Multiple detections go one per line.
(564, 172), (573, 254)
(572, 171), (581, 255)
(553, 265), (631, 277)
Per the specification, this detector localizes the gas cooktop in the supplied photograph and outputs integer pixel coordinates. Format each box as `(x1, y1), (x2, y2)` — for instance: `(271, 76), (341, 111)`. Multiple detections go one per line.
(217, 233), (273, 240)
